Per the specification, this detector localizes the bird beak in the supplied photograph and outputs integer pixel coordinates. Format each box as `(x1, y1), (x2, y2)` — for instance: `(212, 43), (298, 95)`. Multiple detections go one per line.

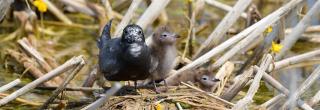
(212, 78), (220, 82)
(174, 34), (181, 38)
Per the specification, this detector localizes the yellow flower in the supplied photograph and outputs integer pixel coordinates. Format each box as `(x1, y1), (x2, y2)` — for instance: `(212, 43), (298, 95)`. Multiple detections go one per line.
(33, 0), (47, 13)
(264, 26), (273, 34)
(271, 41), (283, 53)
(155, 103), (163, 110)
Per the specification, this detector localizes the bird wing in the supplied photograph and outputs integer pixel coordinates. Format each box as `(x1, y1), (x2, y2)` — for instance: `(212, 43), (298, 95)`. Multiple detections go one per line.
(99, 39), (122, 77)
(97, 19), (113, 49)
(149, 56), (159, 73)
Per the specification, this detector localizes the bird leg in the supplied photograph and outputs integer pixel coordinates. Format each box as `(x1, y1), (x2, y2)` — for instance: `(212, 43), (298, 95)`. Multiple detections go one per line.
(134, 81), (137, 90)
(151, 77), (164, 94)
(153, 80), (160, 94)
(163, 79), (169, 92)
(127, 81), (131, 86)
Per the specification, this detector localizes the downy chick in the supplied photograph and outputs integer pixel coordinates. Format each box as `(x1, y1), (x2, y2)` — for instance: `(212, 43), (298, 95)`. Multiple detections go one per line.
(97, 20), (152, 85)
(143, 26), (178, 91)
(167, 68), (220, 92)
(195, 68), (220, 92)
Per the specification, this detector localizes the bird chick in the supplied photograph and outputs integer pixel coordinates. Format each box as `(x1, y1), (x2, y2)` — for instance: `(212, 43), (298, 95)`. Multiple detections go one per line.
(166, 68), (220, 92)
(143, 26), (178, 91)
(97, 20), (152, 85)
(195, 68), (220, 92)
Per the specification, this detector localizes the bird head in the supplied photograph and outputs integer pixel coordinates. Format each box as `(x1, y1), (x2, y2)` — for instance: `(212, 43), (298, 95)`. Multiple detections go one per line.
(153, 26), (178, 45)
(199, 75), (220, 87)
(121, 24), (147, 59)
(121, 24), (145, 44)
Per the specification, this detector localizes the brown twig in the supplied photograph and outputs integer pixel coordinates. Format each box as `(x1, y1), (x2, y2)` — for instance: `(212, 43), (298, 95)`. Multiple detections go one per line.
(0, 55), (84, 106)
(6, 49), (56, 86)
(181, 82), (234, 106)
(18, 38), (64, 84)
(41, 58), (85, 109)
(221, 67), (253, 101)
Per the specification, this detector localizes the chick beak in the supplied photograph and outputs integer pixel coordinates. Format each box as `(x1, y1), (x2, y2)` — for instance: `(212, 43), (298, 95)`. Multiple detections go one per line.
(212, 78), (220, 82)
(174, 34), (181, 38)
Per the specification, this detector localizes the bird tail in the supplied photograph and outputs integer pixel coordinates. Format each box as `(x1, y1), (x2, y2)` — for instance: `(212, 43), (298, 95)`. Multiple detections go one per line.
(97, 19), (113, 49)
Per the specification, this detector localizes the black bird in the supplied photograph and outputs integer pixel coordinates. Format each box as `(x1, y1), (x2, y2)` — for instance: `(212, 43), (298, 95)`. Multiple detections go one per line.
(97, 20), (151, 84)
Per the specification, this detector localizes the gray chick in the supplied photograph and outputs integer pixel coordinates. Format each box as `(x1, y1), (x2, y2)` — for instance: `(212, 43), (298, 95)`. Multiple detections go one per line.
(143, 26), (178, 92)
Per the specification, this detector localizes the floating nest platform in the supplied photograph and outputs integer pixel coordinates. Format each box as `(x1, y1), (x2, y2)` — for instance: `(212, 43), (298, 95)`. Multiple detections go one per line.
(99, 87), (232, 110)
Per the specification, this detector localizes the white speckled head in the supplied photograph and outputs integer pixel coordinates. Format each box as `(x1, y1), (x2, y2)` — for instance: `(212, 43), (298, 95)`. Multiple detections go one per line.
(121, 24), (145, 44)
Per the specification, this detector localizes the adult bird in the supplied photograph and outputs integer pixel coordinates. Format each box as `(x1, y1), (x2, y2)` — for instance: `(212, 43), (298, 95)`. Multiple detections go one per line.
(97, 20), (152, 88)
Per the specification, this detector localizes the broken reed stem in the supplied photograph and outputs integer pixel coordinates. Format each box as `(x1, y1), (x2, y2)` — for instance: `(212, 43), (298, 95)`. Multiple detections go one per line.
(204, 0), (247, 18)
(0, 93), (42, 106)
(0, 56), (84, 106)
(43, 0), (73, 24)
(308, 90), (320, 107)
(166, 0), (303, 82)
(276, 0), (320, 60)
(114, 0), (143, 37)
(6, 49), (56, 86)
(214, 62), (234, 96)
(81, 83), (122, 110)
(269, 49), (320, 72)
(282, 65), (320, 109)
(232, 54), (272, 110)
(253, 67), (314, 110)
(18, 38), (64, 84)
(220, 67), (253, 101)
(136, 0), (170, 30)
(194, 0), (252, 58)
(40, 59), (85, 109)
(0, 79), (21, 93)
(82, 66), (98, 88)
(181, 82), (234, 106)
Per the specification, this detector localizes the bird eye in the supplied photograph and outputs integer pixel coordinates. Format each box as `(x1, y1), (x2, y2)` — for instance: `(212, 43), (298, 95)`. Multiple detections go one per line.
(162, 34), (167, 37)
(138, 30), (142, 34)
(202, 77), (208, 80)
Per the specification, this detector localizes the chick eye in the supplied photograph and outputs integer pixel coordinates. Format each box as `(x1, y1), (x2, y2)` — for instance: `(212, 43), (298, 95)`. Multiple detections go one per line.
(202, 77), (208, 80)
(138, 30), (142, 34)
(162, 34), (167, 37)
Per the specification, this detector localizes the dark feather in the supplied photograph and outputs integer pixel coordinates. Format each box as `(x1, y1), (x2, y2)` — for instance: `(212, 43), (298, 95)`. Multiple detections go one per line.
(98, 21), (152, 81)
(97, 19), (113, 49)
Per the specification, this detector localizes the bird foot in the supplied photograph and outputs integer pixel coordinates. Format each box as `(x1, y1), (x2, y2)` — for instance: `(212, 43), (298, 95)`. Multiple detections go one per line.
(154, 87), (168, 94)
